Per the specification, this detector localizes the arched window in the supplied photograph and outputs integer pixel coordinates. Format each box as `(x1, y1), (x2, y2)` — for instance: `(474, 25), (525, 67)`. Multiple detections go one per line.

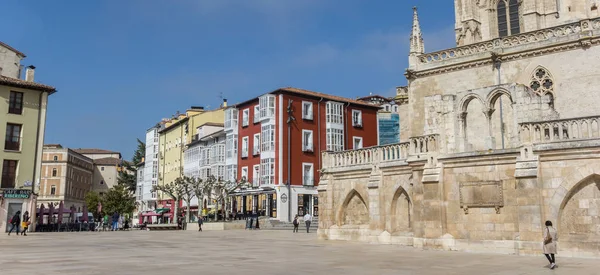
(53, 156), (58, 161)
(52, 168), (57, 177)
(529, 67), (554, 96)
(497, 0), (520, 37)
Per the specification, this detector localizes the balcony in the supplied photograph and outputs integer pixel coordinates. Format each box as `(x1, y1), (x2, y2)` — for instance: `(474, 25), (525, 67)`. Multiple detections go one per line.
(253, 114), (260, 124)
(253, 146), (260, 155)
(302, 112), (313, 120)
(303, 176), (314, 186)
(252, 179), (259, 188)
(519, 116), (600, 144)
(241, 150), (248, 158)
(352, 120), (362, 128)
(302, 143), (314, 152)
(242, 117), (249, 127)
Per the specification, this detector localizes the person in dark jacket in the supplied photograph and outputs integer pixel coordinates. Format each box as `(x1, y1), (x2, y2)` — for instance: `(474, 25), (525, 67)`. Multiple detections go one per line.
(7, 211), (21, 236)
(197, 215), (203, 232)
(112, 212), (119, 231)
(21, 211), (30, 236)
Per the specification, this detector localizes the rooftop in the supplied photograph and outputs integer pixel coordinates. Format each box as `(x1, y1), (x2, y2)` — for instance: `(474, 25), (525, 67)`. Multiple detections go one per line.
(93, 157), (122, 166)
(0, 75), (56, 93)
(233, 87), (380, 109)
(0, 41), (26, 57)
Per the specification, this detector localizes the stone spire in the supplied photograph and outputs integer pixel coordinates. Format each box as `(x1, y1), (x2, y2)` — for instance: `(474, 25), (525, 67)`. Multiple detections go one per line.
(409, 6), (424, 55)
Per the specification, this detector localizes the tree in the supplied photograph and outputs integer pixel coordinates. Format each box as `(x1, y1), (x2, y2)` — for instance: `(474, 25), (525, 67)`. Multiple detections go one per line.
(192, 175), (214, 221)
(103, 184), (136, 217)
(208, 177), (249, 222)
(152, 177), (191, 225)
(85, 191), (103, 219)
(118, 138), (146, 193)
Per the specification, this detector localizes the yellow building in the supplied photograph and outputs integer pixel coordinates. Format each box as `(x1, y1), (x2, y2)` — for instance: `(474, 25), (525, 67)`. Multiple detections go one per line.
(157, 106), (224, 201)
(0, 41), (56, 231)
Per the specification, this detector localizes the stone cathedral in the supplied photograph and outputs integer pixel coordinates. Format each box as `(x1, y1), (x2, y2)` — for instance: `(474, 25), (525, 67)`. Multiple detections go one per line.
(317, 0), (600, 257)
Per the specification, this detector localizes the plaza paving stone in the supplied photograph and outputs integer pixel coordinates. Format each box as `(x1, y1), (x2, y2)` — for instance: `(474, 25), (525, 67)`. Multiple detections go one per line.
(1, 230), (599, 275)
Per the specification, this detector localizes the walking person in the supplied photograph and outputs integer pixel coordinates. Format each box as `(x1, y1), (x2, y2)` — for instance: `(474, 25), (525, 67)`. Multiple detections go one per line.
(21, 211), (30, 236)
(303, 212), (312, 233)
(543, 220), (558, 269)
(7, 211), (21, 236)
(112, 212), (119, 231)
(293, 215), (299, 233)
(197, 215), (203, 232)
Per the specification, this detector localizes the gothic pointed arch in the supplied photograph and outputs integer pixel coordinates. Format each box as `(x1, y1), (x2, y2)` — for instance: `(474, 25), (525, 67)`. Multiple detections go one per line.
(390, 186), (412, 233)
(337, 188), (370, 226)
(556, 174), (600, 248)
(529, 66), (555, 96)
(493, 0), (522, 38)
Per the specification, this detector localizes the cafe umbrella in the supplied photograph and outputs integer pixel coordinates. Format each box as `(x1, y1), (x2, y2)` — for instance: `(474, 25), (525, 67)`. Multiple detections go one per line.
(38, 203), (45, 225)
(82, 204), (88, 222)
(57, 201), (64, 224)
(48, 203), (55, 224)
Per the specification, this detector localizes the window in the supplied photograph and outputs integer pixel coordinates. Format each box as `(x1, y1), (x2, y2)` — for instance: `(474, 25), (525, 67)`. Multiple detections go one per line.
(326, 128), (344, 152)
(253, 133), (260, 155)
(302, 101), (313, 120)
(260, 158), (275, 186)
(8, 91), (24, 114)
(353, 136), (363, 149)
(1, 160), (18, 188)
(259, 95), (276, 120)
(226, 164), (237, 182)
(101, 167), (105, 171)
(497, 0), (520, 37)
(4, 123), (22, 151)
(241, 136), (249, 158)
(261, 125), (275, 152)
(50, 185), (56, 195)
(302, 130), (313, 152)
(226, 134), (238, 159)
(252, 164), (260, 186)
(253, 105), (260, 123)
(241, 166), (248, 181)
(224, 108), (239, 130)
(326, 102), (344, 124)
(53, 156), (58, 161)
(352, 110), (363, 127)
(52, 168), (57, 177)
(242, 109), (249, 127)
(302, 163), (314, 186)
(529, 67), (554, 96)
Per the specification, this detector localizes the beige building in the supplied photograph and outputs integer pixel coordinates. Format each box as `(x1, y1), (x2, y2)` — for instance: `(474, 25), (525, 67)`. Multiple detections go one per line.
(39, 145), (94, 211)
(158, 106), (224, 200)
(73, 149), (122, 194)
(0, 41), (56, 231)
(319, 3), (600, 258)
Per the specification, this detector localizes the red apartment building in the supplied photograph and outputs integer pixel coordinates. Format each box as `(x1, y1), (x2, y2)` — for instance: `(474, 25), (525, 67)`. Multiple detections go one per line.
(224, 87), (379, 222)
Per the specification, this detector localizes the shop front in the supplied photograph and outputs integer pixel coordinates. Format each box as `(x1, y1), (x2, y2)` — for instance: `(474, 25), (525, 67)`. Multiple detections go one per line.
(0, 189), (34, 232)
(231, 187), (276, 219)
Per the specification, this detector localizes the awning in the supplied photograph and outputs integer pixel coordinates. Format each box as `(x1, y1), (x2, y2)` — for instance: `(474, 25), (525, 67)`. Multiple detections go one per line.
(231, 188), (276, 196)
(141, 212), (162, 217)
(155, 208), (170, 214)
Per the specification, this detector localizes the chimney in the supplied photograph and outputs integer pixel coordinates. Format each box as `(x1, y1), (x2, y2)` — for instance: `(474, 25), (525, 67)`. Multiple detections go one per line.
(222, 98), (228, 108)
(25, 65), (36, 82)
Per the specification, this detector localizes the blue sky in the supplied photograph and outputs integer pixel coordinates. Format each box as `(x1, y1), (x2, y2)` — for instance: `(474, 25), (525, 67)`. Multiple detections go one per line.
(2, 0), (456, 160)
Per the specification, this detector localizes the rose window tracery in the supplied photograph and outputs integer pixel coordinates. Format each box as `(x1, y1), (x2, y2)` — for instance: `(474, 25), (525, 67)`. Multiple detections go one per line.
(529, 67), (554, 95)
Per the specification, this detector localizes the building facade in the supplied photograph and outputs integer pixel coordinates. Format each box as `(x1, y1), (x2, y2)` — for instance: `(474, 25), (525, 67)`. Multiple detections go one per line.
(183, 123), (225, 217)
(0, 41), (55, 232)
(318, 4), (600, 258)
(39, 144), (94, 211)
(225, 87), (380, 222)
(357, 91), (409, 145)
(137, 125), (162, 214)
(73, 149), (122, 194)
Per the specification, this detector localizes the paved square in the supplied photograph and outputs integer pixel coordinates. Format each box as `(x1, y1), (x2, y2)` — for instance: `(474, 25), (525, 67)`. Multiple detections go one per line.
(1, 230), (599, 275)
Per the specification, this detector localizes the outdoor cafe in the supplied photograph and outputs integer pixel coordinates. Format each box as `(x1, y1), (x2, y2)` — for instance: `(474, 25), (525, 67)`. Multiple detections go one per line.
(35, 201), (96, 232)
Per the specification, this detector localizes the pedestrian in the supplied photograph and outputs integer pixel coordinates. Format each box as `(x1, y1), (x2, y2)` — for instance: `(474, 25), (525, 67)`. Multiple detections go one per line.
(197, 215), (203, 231)
(21, 211), (30, 236)
(103, 214), (109, 231)
(543, 220), (558, 269)
(7, 211), (21, 236)
(303, 212), (312, 233)
(112, 212), (119, 231)
(293, 215), (299, 233)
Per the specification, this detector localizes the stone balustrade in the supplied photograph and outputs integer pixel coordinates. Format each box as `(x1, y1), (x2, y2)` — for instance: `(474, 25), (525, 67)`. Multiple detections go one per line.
(409, 134), (440, 154)
(323, 142), (411, 170)
(519, 116), (600, 144)
(418, 17), (599, 65)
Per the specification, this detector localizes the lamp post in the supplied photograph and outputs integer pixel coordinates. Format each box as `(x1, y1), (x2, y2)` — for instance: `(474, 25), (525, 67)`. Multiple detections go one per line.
(286, 99), (295, 222)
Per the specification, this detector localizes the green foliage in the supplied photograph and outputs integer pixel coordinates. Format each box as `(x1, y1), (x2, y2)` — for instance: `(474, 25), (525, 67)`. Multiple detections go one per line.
(85, 191), (103, 218)
(102, 184), (136, 216)
(132, 138), (146, 166)
(118, 138), (146, 193)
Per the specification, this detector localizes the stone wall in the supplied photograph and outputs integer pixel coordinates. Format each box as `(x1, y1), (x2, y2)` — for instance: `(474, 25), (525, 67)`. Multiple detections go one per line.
(319, 140), (600, 257)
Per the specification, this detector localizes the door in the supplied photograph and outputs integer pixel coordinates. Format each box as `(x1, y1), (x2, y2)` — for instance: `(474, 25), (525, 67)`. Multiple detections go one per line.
(303, 195), (312, 215)
(5, 203), (22, 232)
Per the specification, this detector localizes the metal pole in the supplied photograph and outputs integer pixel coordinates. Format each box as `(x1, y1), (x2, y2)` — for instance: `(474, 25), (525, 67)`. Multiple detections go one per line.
(286, 99), (293, 222)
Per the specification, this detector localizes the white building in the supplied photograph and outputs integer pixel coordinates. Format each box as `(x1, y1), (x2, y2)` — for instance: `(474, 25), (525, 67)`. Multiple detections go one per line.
(137, 125), (161, 213)
(183, 123), (225, 213)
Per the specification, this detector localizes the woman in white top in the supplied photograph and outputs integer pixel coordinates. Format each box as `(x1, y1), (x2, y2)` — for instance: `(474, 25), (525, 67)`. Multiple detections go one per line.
(543, 220), (558, 269)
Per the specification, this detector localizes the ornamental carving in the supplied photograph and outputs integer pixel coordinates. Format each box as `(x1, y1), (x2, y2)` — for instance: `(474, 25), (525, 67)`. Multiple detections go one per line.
(459, 181), (504, 214)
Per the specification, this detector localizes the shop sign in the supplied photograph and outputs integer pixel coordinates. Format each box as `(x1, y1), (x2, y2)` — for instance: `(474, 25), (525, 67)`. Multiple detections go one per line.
(1, 189), (32, 199)
(281, 193), (288, 203)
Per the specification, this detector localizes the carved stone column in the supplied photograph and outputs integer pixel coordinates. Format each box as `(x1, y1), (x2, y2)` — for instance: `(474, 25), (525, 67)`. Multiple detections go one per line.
(457, 112), (468, 152)
(484, 108), (496, 149)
